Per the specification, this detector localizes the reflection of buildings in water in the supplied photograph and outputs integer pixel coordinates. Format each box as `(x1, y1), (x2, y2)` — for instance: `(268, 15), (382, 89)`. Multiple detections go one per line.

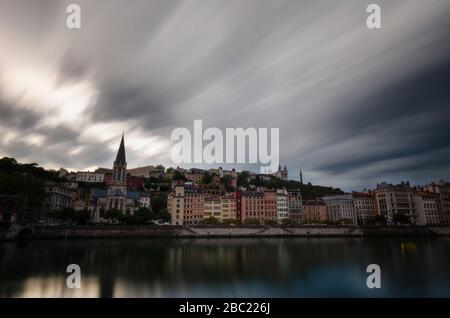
(18, 276), (100, 298)
(2, 238), (450, 297)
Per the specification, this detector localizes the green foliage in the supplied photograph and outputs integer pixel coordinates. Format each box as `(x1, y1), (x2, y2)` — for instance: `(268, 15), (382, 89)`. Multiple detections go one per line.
(202, 172), (213, 184)
(281, 218), (296, 226)
(172, 170), (187, 181)
(237, 171), (250, 187)
(221, 218), (238, 225)
(104, 208), (123, 221)
(0, 157), (66, 208)
(76, 208), (91, 225)
(47, 207), (90, 225)
(339, 218), (353, 225)
(235, 169), (343, 199)
(393, 213), (410, 225)
(159, 184), (170, 192)
(264, 219), (277, 226)
(202, 217), (220, 225)
(156, 164), (166, 172)
(372, 215), (387, 225)
(220, 175), (235, 192)
(134, 207), (151, 222)
(151, 192), (168, 216)
(155, 208), (171, 222)
(244, 218), (260, 225)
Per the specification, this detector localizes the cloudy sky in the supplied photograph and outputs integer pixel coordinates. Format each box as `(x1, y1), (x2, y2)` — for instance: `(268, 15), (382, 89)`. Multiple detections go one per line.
(0, 0), (449, 190)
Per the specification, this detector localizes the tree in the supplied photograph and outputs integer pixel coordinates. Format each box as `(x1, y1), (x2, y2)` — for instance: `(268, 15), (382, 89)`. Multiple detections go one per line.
(173, 170), (187, 181)
(264, 219), (277, 226)
(393, 213), (410, 225)
(159, 184), (170, 192)
(135, 207), (151, 223)
(244, 218), (260, 226)
(281, 218), (295, 226)
(222, 218), (237, 226)
(237, 171), (250, 187)
(104, 208), (123, 222)
(220, 175), (235, 192)
(156, 208), (171, 222)
(372, 215), (387, 225)
(202, 172), (213, 184)
(202, 217), (220, 225)
(76, 208), (91, 225)
(151, 192), (168, 216)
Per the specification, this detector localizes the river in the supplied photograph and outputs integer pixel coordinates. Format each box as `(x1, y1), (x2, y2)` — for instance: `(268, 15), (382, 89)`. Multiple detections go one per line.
(1, 237), (449, 297)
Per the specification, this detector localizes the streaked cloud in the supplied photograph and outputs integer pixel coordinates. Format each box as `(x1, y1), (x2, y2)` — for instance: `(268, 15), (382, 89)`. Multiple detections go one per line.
(0, 0), (449, 190)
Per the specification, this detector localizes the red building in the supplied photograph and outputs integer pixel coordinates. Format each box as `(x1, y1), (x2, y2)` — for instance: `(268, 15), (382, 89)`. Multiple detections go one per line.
(127, 176), (145, 192)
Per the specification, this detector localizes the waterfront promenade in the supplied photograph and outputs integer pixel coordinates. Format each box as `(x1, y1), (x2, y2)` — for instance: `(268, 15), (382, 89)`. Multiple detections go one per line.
(2, 225), (450, 240)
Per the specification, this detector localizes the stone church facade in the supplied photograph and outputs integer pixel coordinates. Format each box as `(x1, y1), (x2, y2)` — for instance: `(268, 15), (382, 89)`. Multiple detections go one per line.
(90, 134), (142, 223)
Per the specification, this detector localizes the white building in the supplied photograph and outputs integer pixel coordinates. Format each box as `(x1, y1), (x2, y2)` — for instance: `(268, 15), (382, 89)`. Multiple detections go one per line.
(414, 192), (440, 225)
(322, 195), (356, 225)
(352, 192), (376, 225)
(276, 189), (289, 223)
(373, 182), (417, 224)
(76, 171), (105, 183)
(204, 197), (222, 220)
(43, 182), (72, 211)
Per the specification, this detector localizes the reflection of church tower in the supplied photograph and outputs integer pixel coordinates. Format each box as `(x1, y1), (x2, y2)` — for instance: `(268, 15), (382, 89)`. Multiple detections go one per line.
(107, 134), (127, 212)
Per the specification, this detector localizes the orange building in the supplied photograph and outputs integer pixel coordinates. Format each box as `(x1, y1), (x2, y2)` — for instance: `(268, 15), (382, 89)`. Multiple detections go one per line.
(240, 189), (276, 224)
(168, 183), (206, 225)
(301, 200), (327, 223)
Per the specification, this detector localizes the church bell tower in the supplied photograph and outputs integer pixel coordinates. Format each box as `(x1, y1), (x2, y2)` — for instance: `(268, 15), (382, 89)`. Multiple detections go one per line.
(107, 133), (127, 212)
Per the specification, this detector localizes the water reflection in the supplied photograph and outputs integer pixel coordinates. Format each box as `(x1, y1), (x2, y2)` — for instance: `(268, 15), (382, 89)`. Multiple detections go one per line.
(1, 238), (450, 297)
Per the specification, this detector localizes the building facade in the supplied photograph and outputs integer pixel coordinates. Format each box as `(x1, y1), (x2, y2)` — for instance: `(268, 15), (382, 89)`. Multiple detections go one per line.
(75, 171), (105, 183)
(301, 200), (327, 224)
(373, 182), (417, 224)
(352, 192), (376, 225)
(168, 183), (206, 225)
(90, 135), (142, 222)
(424, 181), (450, 224)
(276, 189), (289, 223)
(240, 189), (277, 224)
(43, 182), (71, 211)
(414, 192), (440, 225)
(322, 195), (356, 225)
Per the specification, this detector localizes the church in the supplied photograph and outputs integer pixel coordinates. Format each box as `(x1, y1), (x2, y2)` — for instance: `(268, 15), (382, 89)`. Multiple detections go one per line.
(90, 134), (143, 223)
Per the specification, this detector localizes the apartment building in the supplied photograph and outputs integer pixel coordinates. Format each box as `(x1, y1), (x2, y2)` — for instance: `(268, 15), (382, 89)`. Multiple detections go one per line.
(75, 171), (105, 183)
(287, 189), (302, 223)
(424, 181), (450, 224)
(240, 189), (277, 224)
(276, 189), (289, 223)
(352, 192), (376, 225)
(322, 195), (356, 225)
(168, 184), (205, 225)
(373, 182), (417, 224)
(301, 200), (327, 223)
(414, 192), (440, 225)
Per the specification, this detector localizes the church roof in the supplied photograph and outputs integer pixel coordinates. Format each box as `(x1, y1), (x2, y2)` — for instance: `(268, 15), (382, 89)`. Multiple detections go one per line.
(127, 191), (140, 199)
(115, 134), (126, 163)
(110, 188), (125, 197)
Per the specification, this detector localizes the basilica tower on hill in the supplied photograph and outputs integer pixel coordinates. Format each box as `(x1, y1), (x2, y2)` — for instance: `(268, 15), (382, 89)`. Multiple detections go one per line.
(106, 134), (127, 212)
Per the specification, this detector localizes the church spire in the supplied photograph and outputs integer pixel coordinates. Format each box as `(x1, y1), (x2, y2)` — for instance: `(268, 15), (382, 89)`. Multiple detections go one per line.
(115, 133), (126, 164)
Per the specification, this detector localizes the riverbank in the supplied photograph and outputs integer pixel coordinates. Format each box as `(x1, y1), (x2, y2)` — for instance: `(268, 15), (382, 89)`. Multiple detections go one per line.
(2, 225), (450, 240)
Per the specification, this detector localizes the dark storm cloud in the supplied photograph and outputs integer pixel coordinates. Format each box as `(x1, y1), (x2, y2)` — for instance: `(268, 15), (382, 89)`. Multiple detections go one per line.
(0, 98), (41, 130)
(315, 57), (450, 175)
(0, 0), (449, 189)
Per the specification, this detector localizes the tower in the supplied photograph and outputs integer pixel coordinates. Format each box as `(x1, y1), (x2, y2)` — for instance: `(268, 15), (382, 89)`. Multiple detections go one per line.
(281, 165), (288, 181)
(107, 133), (127, 212)
(299, 170), (303, 185)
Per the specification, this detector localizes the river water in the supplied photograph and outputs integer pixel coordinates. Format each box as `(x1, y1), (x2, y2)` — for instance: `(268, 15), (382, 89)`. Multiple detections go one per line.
(1, 237), (449, 297)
